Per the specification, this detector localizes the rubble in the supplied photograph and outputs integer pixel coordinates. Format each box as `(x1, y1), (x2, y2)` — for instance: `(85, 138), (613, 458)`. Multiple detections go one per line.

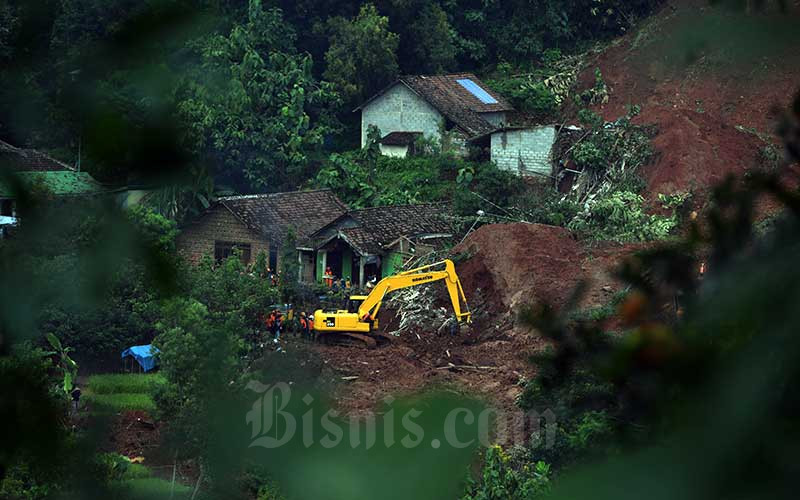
(384, 286), (452, 337)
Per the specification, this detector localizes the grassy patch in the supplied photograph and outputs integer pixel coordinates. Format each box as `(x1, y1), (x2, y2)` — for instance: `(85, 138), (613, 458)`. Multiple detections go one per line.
(110, 478), (191, 500)
(122, 463), (152, 480)
(85, 392), (156, 413)
(87, 373), (166, 395)
(569, 289), (630, 323)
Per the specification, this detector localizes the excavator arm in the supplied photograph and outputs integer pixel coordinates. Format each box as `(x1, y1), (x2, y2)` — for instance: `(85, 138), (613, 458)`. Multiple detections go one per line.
(357, 259), (472, 324)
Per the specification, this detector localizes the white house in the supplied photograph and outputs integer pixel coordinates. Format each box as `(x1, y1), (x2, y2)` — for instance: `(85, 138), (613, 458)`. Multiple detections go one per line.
(356, 73), (558, 178)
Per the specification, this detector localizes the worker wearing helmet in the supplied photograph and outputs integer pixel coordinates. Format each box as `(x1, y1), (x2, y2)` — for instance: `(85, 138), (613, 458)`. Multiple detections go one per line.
(308, 315), (315, 342)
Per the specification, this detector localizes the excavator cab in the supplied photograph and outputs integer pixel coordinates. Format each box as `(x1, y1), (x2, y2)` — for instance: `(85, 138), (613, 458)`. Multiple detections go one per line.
(345, 296), (367, 314)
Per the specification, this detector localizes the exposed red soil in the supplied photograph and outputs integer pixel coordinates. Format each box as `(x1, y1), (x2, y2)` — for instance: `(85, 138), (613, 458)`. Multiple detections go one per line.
(572, 0), (800, 206)
(313, 223), (641, 419)
(453, 223), (585, 312)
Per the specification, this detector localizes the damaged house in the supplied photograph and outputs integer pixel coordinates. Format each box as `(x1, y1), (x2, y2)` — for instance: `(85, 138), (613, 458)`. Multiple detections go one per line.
(1, 139), (105, 237)
(176, 189), (348, 278)
(310, 203), (454, 287)
(356, 73), (558, 178)
(176, 190), (454, 286)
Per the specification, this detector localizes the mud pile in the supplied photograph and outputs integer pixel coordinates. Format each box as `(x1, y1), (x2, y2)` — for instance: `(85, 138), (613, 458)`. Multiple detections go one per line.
(571, 0), (800, 203)
(453, 223), (585, 313)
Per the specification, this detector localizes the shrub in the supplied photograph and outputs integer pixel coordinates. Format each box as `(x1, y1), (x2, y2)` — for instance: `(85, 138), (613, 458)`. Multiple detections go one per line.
(568, 190), (679, 242)
(486, 77), (558, 118)
(461, 445), (551, 500)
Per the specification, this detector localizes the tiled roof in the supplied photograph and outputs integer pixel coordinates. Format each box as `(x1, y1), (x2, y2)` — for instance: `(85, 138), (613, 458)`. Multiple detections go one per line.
(0, 140), (76, 172)
(357, 73), (514, 139)
(219, 189), (348, 243)
(380, 131), (422, 146)
(0, 171), (104, 198)
(319, 203), (454, 255)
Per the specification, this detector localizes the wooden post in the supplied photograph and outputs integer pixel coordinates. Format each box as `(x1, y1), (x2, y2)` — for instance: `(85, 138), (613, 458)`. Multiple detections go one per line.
(359, 256), (366, 288)
(297, 251), (303, 282)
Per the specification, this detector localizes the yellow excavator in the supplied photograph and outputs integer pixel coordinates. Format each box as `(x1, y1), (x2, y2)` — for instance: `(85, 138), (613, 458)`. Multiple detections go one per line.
(313, 259), (471, 348)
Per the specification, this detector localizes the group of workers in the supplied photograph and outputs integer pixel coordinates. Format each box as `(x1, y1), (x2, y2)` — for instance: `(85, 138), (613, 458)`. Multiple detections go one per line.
(323, 266), (378, 291)
(323, 266), (352, 290)
(263, 308), (317, 344)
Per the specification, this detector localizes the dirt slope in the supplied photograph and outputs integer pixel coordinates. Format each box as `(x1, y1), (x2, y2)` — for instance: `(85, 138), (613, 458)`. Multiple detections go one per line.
(315, 2), (800, 415)
(574, 0), (800, 201)
(316, 223), (639, 417)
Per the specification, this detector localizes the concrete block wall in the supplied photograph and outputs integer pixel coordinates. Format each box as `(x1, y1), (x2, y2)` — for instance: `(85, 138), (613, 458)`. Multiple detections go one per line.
(176, 205), (271, 265)
(490, 126), (557, 177)
(361, 84), (443, 147)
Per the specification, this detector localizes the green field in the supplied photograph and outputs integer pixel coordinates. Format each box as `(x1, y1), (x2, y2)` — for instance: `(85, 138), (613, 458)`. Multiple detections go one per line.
(87, 373), (166, 394)
(85, 373), (165, 413)
(110, 478), (191, 500)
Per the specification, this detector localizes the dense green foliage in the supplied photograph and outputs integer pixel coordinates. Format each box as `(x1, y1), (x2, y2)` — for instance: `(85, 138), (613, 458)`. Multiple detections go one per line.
(323, 4), (399, 108)
(5, 1), (798, 499)
(0, 0), (664, 198)
(462, 445), (551, 500)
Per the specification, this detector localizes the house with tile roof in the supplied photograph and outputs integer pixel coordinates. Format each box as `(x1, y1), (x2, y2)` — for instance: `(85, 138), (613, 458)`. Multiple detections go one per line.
(176, 189), (349, 281)
(309, 203), (454, 287)
(176, 191), (455, 286)
(356, 73), (559, 177)
(0, 139), (105, 224)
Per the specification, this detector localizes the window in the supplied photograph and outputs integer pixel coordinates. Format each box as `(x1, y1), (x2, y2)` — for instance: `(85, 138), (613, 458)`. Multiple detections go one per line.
(456, 79), (498, 104)
(214, 241), (252, 264)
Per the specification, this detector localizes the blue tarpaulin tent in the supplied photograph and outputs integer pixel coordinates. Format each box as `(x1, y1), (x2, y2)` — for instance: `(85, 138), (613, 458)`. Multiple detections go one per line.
(121, 344), (160, 372)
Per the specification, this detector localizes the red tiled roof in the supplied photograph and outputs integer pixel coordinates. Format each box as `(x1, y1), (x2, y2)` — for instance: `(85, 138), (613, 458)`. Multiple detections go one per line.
(0, 140), (76, 172)
(219, 189), (348, 243)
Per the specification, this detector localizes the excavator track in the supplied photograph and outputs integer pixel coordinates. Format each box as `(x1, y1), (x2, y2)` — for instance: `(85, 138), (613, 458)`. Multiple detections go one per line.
(321, 332), (378, 349)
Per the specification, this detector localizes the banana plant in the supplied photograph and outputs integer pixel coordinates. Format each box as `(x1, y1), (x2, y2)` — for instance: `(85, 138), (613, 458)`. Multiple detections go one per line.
(44, 333), (78, 394)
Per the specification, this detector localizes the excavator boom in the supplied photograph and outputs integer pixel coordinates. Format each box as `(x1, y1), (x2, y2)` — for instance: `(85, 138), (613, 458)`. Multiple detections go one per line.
(313, 259), (471, 348)
(357, 259), (471, 323)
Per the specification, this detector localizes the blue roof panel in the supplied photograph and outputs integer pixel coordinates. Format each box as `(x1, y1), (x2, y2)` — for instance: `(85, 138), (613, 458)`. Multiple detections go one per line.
(456, 79), (498, 104)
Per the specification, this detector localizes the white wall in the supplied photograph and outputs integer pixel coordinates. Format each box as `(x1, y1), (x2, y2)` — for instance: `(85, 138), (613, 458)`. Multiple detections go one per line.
(490, 126), (557, 177)
(361, 84), (443, 147)
(379, 144), (409, 158)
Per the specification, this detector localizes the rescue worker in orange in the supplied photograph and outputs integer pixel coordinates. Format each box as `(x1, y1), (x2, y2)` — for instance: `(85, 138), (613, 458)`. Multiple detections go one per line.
(324, 266), (334, 288)
(299, 312), (309, 340)
(266, 309), (279, 343)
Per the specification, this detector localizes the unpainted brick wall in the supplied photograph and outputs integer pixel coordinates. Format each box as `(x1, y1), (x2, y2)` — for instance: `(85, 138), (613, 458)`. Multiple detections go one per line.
(176, 205), (272, 266)
(361, 84), (443, 147)
(490, 126), (557, 177)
